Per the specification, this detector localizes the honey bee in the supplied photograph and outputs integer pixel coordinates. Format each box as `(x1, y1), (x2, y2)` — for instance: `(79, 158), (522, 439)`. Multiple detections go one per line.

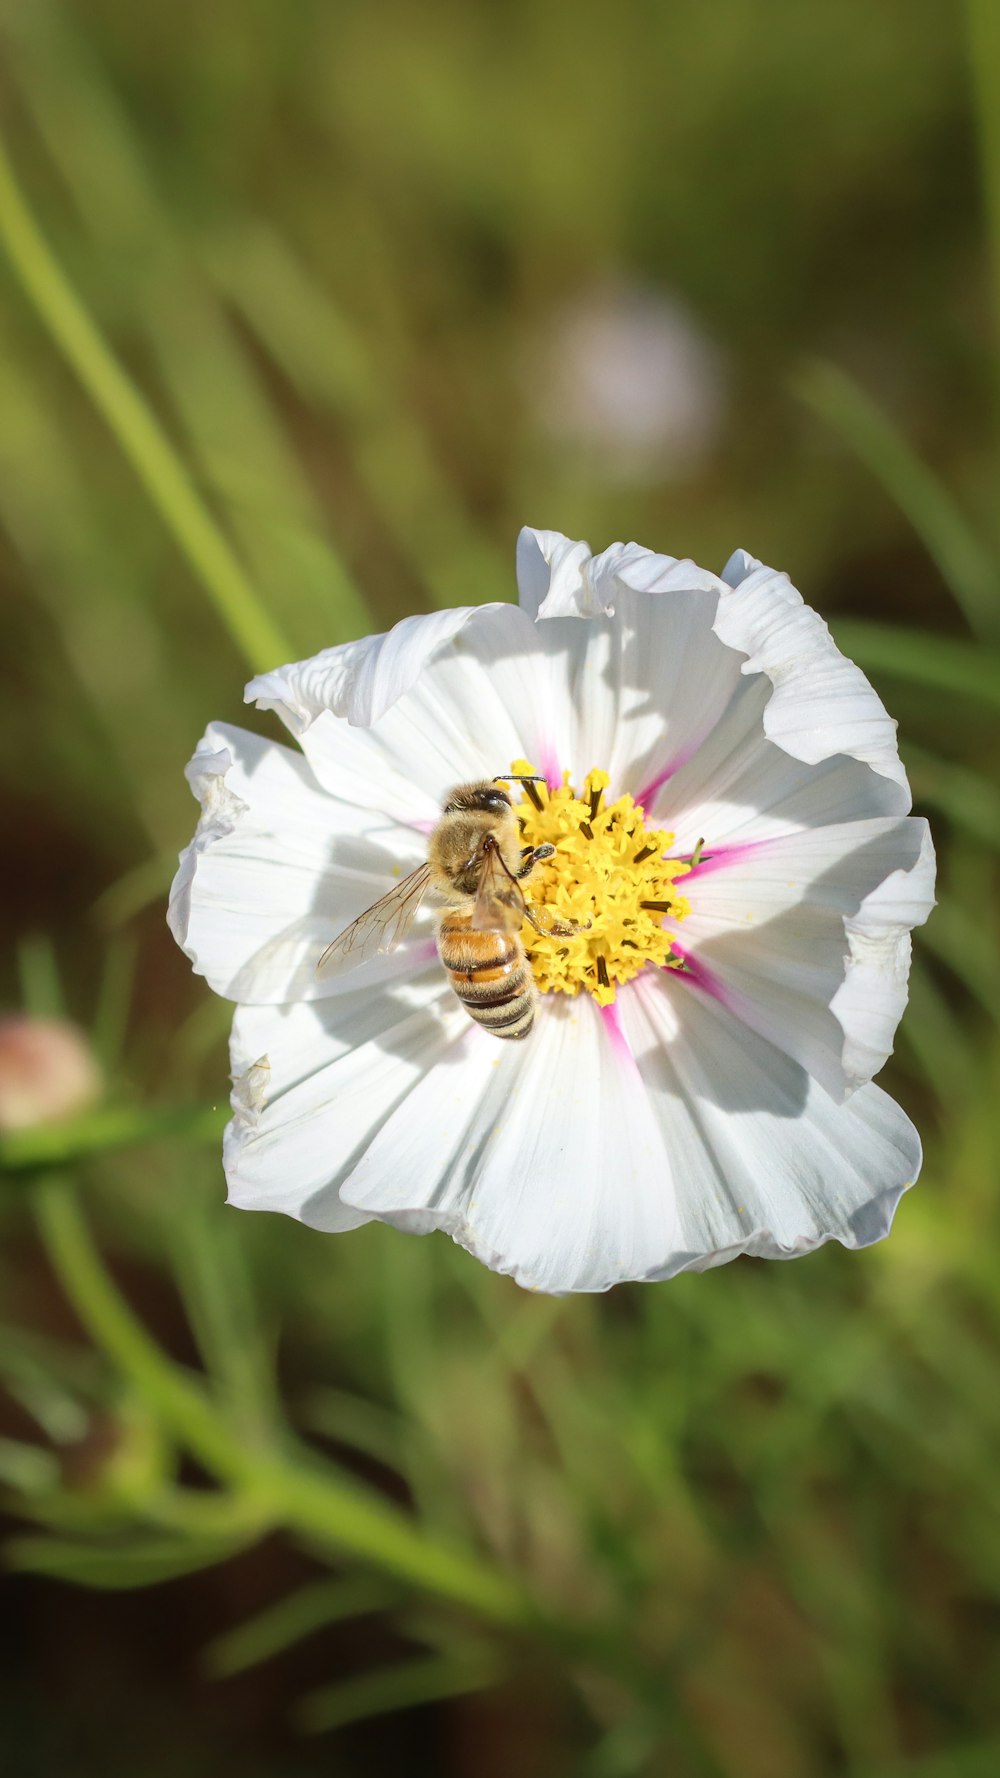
(316, 776), (583, 1039)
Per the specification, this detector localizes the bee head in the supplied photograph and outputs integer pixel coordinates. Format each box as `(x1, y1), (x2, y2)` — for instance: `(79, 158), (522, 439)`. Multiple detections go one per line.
(441, 781), (512, 817)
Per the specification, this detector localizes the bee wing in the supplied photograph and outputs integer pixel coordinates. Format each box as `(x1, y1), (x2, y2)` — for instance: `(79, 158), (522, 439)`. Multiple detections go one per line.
(316, 863), (433, 980)
(471, 843), (526, 934)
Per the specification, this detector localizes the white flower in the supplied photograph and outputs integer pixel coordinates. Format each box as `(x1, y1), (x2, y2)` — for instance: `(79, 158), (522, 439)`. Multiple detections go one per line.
(168, 530), (936, 1295)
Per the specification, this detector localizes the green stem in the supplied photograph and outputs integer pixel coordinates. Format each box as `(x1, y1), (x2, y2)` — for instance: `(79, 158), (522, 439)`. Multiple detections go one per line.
(0, 133), (290, 672)
(967, 0), (1000, 376)
(0, 1103), (227, 1174)
(795, 360), (1000, 640)
(33, 1181), (529, 1627)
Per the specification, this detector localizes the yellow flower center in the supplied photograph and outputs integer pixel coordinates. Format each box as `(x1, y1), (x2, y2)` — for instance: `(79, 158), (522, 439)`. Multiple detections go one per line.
(510, 759), (691, 1007)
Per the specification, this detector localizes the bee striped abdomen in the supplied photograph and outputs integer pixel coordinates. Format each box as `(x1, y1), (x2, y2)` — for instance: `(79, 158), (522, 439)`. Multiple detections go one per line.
(436, 912), (535, 1040)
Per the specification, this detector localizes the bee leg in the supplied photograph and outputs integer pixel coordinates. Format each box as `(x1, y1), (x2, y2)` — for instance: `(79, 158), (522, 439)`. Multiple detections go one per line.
(521, 902), (591, 938)
(516, 842), (555, 879)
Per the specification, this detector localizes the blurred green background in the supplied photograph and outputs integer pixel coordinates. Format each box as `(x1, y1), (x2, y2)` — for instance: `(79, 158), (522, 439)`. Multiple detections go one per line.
(2, 1), (1000, 1773)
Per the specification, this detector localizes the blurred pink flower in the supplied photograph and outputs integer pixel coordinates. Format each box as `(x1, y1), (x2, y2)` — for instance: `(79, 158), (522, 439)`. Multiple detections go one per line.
(0, 1016), (102, 1132)
(530, 283), (726, 481)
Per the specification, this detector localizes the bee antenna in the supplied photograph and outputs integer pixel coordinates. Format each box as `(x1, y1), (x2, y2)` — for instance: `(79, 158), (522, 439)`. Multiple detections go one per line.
(493, 773), (545, 784)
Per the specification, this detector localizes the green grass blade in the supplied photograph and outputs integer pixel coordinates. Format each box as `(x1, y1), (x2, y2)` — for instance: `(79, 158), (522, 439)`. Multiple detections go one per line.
(203, 1575), (395, 1678)
(16, 934), (64, 1019)
(33, 1184), (532, 1625)
(831, 619), (1000, 710)
(0, 0), (370, 649)
(917, 899), (1000, 1021)
(898, 961), (981, 1107)
(797, 360), (1000, 639)
(0, 134), (290, 672)
(904, 743), (1000, 850)
(170, 1186), (279, 1441)
(292, 1653), (500, 1735)
(208, 221), (510, 610)
(6, 1532), (243, 1589)
(967, 0), (1000, 380)
(0, 1104), (227, 1175)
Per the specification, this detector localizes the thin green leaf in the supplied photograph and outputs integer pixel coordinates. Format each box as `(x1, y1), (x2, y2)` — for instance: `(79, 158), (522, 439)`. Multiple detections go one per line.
(0, 132), (290, 672)
(860, 1734), (1000, 1778)
(171, 1188), (279, 1440)
(904, 743), (1000, 850)
(90, 855), (177, 930)
(1, 0), (369, 648)
(899, 961), (982, 1106)
(918, 900), (1000, 1023)
(292, 1653), (500, 1736)
(796, 360), (1000, 639)
(968, 0), (1000, 379)
(298, 1387), (412, 1473)
(831, 620), (1000, 711)
(15, 934), (64, 1019)
(207, 220), (509, 611)
(203, 1575), (395, 1678)
(0, 1438), (62, 1495)
(0, 1103), (227, 1175)
(34, 1185), (531, 1625)
(5, 1532), (242, 1589)
(91, 935), (137, 1071)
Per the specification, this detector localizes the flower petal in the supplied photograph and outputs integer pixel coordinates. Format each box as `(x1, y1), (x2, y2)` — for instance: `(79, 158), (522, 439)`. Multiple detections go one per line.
(340, 996), (682, 1293)
(168, 723), (429, 1002)
(516, 528), (596, 620)
(246, 604), (556, 826)
(517, 529), (911, 816)
(674, 816), (935, 1098)
(832, 819), (937, 1091)
(715, 550), (910, 805)
(619, 971), (920, 1270)
(245, 605), (505, 732)
(516, 525), (721, 620)
(515, 530), (745, 795)
(225, 967), (462, 1229)
(654, 675), (905, 851)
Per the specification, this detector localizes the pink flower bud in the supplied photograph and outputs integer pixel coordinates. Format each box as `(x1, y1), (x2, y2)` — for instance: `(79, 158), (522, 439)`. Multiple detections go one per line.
(0, 1017), (102, 1132)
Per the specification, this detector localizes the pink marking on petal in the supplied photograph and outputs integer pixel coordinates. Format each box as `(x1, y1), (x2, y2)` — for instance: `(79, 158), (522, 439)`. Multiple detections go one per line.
(600, 999), (635, 1061)
(408, 818), (435, 835)
(536, 746), (561, 789)
(633, 746), (697, 811)
(676, 836), (777, 881)
(668, 944), (730, 1005)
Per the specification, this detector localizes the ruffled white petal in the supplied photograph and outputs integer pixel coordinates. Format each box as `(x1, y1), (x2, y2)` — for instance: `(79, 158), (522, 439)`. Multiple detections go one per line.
(516, 525), (721, 620)
(224, 967), (460, 1229)
(673, 816), (935, 1099)
(654, 676), (904, 852)
(831, 819), (937, 1090)
(246, 604), (503, 731)
(714, 549), (910, 805)
(339, 995), (680, 1293)
(514, 529), (746, 796)
(246, 604), (556, 827)
(168, 723), (428, 1002)
(333, 970), (919, 1292)
(516, 528), (596, 620)
(620, 972), (920, 1270)
(517, 529), (912, 815)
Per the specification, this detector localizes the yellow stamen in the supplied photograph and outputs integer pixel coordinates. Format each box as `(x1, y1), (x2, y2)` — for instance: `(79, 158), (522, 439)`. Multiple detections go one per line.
(509, 758), (690, 1007)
